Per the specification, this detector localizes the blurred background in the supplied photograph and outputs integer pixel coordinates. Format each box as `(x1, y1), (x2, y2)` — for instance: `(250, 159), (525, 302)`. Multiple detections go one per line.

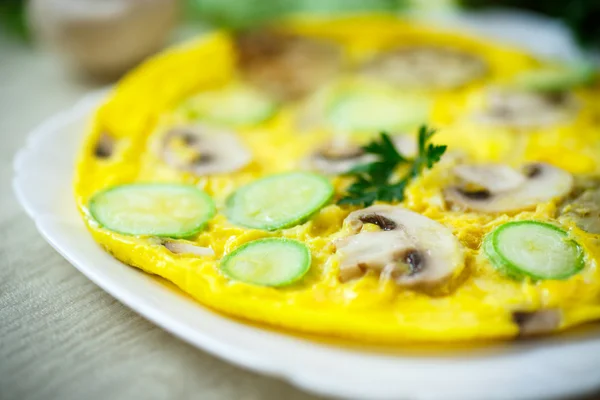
(1, 0), (598, 81)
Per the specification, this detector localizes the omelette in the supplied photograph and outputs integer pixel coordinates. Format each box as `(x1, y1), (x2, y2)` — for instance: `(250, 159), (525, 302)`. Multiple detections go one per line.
(75, 15), (600, 342)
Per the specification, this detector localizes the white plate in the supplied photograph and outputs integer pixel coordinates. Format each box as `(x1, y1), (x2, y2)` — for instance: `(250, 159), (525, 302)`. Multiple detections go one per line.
(13, 11), (600, 400)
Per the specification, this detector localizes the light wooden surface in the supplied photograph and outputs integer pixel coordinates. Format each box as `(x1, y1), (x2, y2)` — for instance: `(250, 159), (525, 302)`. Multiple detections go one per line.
(0, 33), (322, 400)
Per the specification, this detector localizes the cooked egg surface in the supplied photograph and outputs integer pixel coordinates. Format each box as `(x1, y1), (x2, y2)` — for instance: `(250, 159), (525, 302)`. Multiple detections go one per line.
(75, 15), (600, 342)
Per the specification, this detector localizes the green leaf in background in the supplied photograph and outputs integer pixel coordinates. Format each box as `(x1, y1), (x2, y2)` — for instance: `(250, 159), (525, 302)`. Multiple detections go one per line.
(2, 0), (597, 49)
(0, 0), (28, 40)
(187, 0), (599, 49)
(185, 0), (407, 30)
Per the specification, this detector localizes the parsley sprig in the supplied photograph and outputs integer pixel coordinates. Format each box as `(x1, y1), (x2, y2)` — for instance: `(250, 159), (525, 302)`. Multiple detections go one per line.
(337, 125), (447, 207)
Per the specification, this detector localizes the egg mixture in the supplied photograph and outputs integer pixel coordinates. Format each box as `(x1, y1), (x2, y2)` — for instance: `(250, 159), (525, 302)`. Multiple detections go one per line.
(75, 15), (600, 342)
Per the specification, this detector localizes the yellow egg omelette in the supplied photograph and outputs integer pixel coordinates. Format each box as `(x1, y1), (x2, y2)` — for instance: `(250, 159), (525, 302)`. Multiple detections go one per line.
(75, 15), (600, 342)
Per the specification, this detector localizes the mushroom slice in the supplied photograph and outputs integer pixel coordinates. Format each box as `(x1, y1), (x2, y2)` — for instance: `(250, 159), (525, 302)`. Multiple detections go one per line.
(334, 205), (465, 289)
(360, 46), (488, 89)
(94, 132), (115, 159)
(454, 164), (526, 193)
(307, 135), (416, 175)
(390, 135), (417, 158)
(512, 309), (560, 337)
(309, 142), (372, 175)
(445, 163), (573, 213)
(160, 125), (251, 175)
(559, 177), (600, 234)
(474, 89), (579, 127)
(235, 29), (342, 101)
(163, 241), (215, 257)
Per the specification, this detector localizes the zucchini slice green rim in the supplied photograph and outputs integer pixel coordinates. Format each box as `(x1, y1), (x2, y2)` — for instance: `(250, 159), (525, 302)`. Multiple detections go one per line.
(89, 183), (216, 238)
(225, 172), (334, 231)
(516, 64), (597, 92)
(220, 237), (311, 287)
(185, 85), (278, 127)
(484, 220), (585, 280)
(325, 89), (430, 134)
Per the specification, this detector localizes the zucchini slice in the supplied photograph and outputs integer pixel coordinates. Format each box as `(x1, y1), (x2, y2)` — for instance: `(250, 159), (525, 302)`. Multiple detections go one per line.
(226, 172), (333, 231)
(516, 64), (597, 92)
(484, 221), (584, 280)
(184, 84), (277, 126)
(326, 89), (430, 134)
(89, 183), (215, 238)
(220, 238), (311, 287)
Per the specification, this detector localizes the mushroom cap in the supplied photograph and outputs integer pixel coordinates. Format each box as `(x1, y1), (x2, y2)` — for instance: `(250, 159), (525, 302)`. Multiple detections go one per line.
(360, 46), (488, 89)
(94, 132), (115, 159)
(235, 29), (342, 101)
(453, 164), (526, 193)
(445, 163), (573, 213)
(160, 125), (251, 175)
(308, 135), (416, 175)
(163, 240), (215, 256)
(335, 205), (465, 289)
(474, 89), (580, 127)
(512, 309), (561, 337)
(309, 142), (372, 175)
(560, 185), (600, 234)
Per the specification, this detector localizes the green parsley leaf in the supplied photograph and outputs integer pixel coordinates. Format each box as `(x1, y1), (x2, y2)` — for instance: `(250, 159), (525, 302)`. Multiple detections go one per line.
(337, 125), (447, 207)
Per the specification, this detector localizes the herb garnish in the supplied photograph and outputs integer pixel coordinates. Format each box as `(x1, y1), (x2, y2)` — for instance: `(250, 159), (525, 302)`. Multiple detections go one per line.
(337, 125), (447, 207)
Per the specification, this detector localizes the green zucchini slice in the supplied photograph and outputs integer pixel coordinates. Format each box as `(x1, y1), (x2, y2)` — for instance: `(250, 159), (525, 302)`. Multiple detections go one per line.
(89, 183), (215, 238)
(483, 221), (584, 280)
(516, 64), (597, 92)
(326, 89), (430, 134)
(226, 172), (333, 231)
(184, 84), (277, 126)
(220, 238), (311, 287)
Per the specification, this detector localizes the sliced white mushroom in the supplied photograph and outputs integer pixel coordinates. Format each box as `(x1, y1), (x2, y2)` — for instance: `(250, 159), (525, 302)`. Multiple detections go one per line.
(390, 135), (417, 158)
(308, 142), (372, 175)
(512, 309), (560, 337)
(474, 89), (579, 127)
(163, 240), (215, 257)
(160, 125), (251, 175)
(445, 162), (573, 213)
(559, 176), (600, 234)
(360, 46), (488, 89)
(307, 135), (417, 175)
(236, 29), (342, 101)
(454, 164), (526, 193)
(94, 132), (115, 159)
(334, 205), (465, 289)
